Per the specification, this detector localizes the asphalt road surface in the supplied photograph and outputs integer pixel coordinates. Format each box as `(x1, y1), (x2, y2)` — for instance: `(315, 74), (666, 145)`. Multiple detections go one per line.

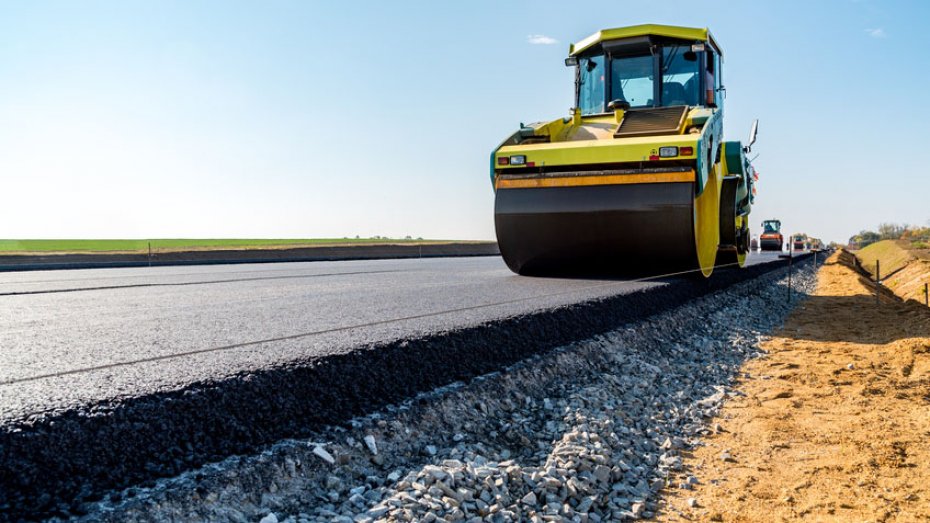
(0, 252), (781, 422)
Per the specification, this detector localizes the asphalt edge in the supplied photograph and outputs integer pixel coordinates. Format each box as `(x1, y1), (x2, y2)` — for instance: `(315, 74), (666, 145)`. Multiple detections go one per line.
(0, 243), (501, 273)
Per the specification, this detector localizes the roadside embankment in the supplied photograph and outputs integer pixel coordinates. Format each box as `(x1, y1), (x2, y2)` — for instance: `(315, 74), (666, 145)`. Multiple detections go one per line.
(855, 239), (930, 305)
(0, 242), (500, 272)
(661, 250), (930, 522)
(73, 262), (817, 522)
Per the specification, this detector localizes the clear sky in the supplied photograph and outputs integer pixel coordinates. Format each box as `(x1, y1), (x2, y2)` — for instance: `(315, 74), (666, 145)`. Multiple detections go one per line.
(2, 0), (927, 243)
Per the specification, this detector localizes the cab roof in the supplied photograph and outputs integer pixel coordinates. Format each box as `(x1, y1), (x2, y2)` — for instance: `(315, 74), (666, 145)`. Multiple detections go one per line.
(569, 24), (722, 58)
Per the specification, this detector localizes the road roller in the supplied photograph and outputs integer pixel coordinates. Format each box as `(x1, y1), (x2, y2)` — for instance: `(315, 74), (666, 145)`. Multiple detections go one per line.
(760, 219), (784, 251)
(491, 24), (757, 276)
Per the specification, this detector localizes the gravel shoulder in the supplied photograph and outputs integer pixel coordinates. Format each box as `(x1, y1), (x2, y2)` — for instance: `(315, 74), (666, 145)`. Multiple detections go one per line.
(660, 251), (930, 522)
(73, 261), (817, 523)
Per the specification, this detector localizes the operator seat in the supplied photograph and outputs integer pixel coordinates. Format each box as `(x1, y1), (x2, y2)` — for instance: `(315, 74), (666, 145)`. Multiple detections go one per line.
(682, 76), (701, 106)
(662, 82), (687, 106)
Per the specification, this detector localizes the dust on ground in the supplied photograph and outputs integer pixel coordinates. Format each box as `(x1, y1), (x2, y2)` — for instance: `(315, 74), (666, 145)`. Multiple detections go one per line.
(659, 251), (930, 522)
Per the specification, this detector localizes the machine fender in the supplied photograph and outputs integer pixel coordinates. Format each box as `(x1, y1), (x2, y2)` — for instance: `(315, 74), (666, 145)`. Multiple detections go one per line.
(720, 141), (752, 216)
(695, 110), (723, 197)
(723, 141), (744, 175)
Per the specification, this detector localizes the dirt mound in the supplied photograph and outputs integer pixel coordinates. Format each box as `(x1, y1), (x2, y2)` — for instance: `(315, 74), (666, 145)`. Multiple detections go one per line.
(854, 240), (930, 305)
(884, 260), (930, 304)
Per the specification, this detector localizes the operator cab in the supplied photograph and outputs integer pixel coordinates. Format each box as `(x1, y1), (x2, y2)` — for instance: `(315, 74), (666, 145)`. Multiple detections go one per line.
(570, 33), (723, 115)
(762, 220), (781, 234)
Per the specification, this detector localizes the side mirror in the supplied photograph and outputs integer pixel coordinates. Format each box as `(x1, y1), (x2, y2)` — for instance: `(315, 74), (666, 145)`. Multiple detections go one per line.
(748, 119), (759, 149)
(564, 56), (578, 67)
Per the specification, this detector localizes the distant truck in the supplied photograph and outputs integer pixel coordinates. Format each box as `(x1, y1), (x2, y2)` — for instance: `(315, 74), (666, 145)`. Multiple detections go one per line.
(750, 236), (759, 251)
(760, 220), (783, 251)
(792, 236), (806, 251)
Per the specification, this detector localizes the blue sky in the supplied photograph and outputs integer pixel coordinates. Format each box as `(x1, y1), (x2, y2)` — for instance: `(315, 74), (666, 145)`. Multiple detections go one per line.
(1, 0), (927, 243)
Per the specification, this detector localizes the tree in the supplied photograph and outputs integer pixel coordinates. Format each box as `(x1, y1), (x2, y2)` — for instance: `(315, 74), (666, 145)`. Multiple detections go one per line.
(877, 222), (906, 240)
(850, 230), (880, 248)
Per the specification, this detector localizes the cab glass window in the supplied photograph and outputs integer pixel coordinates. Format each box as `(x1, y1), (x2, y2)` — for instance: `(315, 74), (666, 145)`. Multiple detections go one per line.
(577, 55), (605, 114)
(661, 46), (700, 106)
(609, 54), (653, 108)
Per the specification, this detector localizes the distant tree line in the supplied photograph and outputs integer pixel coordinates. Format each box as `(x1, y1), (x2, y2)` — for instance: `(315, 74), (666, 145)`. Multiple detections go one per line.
(849, 222), (930, 249)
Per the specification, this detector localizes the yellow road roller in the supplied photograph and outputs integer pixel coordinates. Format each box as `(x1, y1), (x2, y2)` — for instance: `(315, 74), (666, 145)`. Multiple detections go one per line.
(491, 24), (757, 276)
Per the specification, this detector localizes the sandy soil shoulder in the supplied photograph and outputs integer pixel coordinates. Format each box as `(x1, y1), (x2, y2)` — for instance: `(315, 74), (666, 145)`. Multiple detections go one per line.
(659, 251), (930, 522)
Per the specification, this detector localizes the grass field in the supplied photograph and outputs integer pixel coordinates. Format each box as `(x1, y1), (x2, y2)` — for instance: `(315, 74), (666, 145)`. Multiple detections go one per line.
(0, 238), (466, 254)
